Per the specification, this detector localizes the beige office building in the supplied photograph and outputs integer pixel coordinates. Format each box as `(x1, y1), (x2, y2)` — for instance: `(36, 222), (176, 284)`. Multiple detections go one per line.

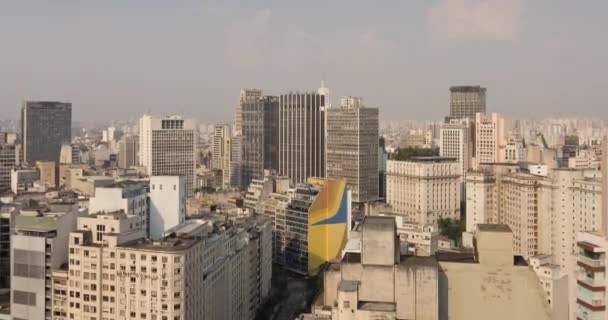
(473, 112), (506, 169)
(386, 157), (461, 225)
(466, 164), (602, 265)
(57, 211), (272, 320)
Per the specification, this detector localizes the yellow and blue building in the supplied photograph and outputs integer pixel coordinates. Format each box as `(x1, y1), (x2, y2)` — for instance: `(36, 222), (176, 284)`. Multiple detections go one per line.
(272, 177), (351, 275)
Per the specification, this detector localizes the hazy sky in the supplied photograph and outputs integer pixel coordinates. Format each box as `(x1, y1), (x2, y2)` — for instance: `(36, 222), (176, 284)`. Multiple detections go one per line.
(1, 0), (606, 123)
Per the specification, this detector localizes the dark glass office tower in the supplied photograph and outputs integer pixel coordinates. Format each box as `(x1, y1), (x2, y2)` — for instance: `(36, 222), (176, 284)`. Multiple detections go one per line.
(21, 101), (72, 164)
(241, 95), (279, 189)
(278, 92), (326, 184)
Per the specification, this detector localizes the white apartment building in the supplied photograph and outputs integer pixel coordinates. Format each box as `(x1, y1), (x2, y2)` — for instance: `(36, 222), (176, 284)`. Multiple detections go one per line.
(474, 112), (506, 169)
(386, 157), (461, 226)
(11, 203), (81, 320)
(58, 211), (272, 320)
(149, 176), (185, 240)
(440, 118), (472, 179)
(139, 115), (197, 196)
(89, 181), (149, 235)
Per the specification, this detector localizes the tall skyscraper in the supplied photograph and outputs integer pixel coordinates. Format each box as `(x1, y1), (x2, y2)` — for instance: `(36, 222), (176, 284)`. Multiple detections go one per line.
(278, 91), (326, 184)
(230, 133), (243, 189)
(235, 89), (263, 135)
(0, 136), (17, 192)
(326, 97), (379, 203)
(241, 94), (279, 189)
(212, 124), (232, 187)
(474, 112), (506, 168)
(139, 115), (196, 196)
(449, 86), (486, 120)
(21, 101), (72, 164)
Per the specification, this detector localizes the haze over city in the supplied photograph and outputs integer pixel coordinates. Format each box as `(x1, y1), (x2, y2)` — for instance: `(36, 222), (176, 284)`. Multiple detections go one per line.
(1, 0), (607, 122)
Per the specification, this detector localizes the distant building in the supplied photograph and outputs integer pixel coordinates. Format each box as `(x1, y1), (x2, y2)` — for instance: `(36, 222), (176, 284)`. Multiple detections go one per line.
(139, 115), (197, 196)
(21, 101), (72, 164)
(474, 112), (506, 169)
(278, 91), (326, 185)
(117, 135), (138, 169)
(440, 118), (472, 178)
(36, 160), (57, 189)
(230, 134), (243, 189)
(326, 97), (379, 203)
(0, 139), (17, 192)
(212, 124), (232, 188)
(448, 85), (486, 120)
(234, 89), (262, 135)
(386, 157), (461, 225)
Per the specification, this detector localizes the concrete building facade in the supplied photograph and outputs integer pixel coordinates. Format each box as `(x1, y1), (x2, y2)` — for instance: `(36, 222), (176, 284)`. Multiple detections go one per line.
(474, 112), (506, 169)
(448, 86), (486, 120)
(440, 118), (472, 179)
(139, 115), (196, 196)
(11, 203), (80, 320)
(118, 135), (139, 169)
(57, 211), (272, 320)
(326, 97), (379, 203)
(149, 176), (185, 240)
(386, 157), (461, 226)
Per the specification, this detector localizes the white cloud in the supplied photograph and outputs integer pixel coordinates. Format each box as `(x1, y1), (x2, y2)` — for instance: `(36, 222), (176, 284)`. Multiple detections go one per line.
(427, 0), (527, 42)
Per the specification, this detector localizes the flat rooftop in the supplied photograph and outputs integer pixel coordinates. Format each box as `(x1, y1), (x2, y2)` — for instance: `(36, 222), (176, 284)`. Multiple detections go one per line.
(477, 224), (511, 232)
(358, 301), (396, 312)
(121, 236), (200, 252)
(408, 156), (457, 163)
(450, 85), (485, 92)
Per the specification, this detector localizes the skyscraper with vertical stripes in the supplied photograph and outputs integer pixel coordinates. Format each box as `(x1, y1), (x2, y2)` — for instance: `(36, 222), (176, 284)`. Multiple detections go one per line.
(278, 92), (327, 184)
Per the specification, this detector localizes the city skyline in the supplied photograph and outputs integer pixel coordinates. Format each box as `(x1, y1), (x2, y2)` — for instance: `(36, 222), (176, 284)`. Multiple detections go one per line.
(1, 1), (607, 123)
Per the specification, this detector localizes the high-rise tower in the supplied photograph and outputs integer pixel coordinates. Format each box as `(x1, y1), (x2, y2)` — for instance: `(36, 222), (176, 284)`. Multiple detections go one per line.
(21, 101), (72, 164)
(278, 92), (326, 184)
(326, 97), (379, 202)
(139, 115), (197, 196)
(449, 86), (486, 120)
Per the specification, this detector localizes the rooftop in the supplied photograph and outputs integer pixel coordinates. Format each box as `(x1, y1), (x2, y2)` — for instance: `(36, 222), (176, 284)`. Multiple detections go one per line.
(338, 280), (358, 292)
(358, 301), (396, 312)
(406, 156), (457, 163)
(450, 85), (486, 93)
(477, 224), (511, 233)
